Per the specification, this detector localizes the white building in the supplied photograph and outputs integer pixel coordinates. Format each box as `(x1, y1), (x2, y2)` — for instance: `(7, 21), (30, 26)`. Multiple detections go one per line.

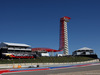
(0, 42), (32, 58)
(72, 47), (95, 56)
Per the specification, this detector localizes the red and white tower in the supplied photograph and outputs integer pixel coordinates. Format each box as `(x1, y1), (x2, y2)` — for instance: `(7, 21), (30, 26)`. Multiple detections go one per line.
(59, 16), (71, 55)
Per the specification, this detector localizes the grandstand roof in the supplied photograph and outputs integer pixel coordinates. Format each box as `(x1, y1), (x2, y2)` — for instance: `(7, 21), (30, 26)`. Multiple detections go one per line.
(77, 47), (93, 51)
(1, 42), (31, 47)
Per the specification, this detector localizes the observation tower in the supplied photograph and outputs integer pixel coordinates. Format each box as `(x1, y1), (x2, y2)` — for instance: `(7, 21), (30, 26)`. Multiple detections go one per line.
(59, 16), (71, 55)
(32, 16), (71, 55)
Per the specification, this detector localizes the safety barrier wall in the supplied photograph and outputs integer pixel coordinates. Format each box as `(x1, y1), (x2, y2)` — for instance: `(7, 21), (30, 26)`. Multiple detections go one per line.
(0, 59), (99, 68)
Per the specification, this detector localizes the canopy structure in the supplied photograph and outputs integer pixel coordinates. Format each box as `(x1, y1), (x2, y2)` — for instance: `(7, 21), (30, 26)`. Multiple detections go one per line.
(32, 48), (63, 52)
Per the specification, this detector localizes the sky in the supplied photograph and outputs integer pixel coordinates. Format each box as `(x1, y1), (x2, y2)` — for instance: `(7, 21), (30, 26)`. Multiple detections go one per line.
(0, 0), (100, 57)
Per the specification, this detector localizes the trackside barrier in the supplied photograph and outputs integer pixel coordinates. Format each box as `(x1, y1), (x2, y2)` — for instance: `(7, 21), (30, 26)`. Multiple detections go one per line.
(0, 63), (100, 75)
(0, 59), (99, 69)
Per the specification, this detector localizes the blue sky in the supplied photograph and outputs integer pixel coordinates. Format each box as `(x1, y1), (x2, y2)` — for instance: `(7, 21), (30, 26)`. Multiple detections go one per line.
(0, 0), (100, 57)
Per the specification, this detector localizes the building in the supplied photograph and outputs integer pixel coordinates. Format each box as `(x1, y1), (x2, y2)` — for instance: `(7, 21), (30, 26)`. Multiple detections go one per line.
(72, 47), (98, 58)
(32, 50), (49, 57)
(0, 42), (33, 58)
(72, 47), (95, 56)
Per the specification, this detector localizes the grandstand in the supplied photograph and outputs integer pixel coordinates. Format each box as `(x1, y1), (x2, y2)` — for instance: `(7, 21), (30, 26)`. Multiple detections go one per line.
(0, 42), (33, 58)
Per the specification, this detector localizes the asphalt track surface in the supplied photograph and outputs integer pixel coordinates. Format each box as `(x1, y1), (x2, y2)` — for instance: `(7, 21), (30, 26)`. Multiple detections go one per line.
(3, 65), (100, 75)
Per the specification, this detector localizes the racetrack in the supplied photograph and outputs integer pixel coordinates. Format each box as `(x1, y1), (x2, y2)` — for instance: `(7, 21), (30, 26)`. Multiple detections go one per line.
(3, 64), (100, 75)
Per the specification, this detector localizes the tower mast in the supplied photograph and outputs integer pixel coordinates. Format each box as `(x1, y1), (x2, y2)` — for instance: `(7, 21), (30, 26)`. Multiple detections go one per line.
(59, 16), (71, 55)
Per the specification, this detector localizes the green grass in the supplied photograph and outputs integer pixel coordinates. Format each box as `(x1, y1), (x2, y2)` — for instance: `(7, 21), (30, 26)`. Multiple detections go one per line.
(0, 56), (95, 64)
